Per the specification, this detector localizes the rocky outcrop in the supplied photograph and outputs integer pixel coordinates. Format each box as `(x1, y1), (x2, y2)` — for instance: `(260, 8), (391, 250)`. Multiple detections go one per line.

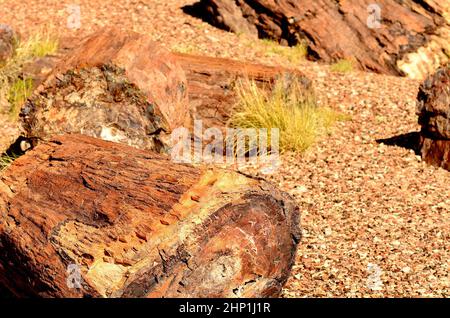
(0, 24), (17, 66)
(417, 65), (450, 170)
(19, 28), (190, 153)
(189, 0), (450, 79)
(0, 134), (301, 298)
(174, 52), (312, 129)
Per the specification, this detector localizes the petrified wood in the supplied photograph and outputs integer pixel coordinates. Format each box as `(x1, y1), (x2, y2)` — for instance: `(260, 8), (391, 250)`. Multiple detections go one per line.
(0, 134), (301, 297)
(174, 52), (311, 129)
(189, 0), (450, 79)
(417, 65), (450, 170)
(20, 28), (189, 153)
(419, 137), (450, 171)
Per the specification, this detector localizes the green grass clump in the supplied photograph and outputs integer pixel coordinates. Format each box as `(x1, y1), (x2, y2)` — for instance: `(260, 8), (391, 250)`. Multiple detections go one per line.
(0, 152), (19, 172)
(260, 39), (308, 63)
(330, 58), (355, 73)
(29, 33), (59, 58)
(228, 77), (346, 154)
(0, 32), (58, 117)
(13, 32), (59, 61)
(171, 43), (200, 54)
(8, 78), (33, 119)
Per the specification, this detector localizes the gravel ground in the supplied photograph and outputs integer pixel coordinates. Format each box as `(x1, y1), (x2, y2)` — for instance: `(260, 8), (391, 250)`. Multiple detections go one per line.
(0, 0), (449, 297)
(242, 71), (450, 297)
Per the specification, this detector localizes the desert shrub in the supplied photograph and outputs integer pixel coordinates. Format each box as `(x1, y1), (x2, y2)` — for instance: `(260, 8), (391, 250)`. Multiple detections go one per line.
(330, 58), (354, 73)
(228, 77), (346, 154)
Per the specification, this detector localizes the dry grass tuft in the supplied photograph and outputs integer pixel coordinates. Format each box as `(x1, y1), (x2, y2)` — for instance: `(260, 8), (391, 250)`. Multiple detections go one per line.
(8, 78), (33, 119)
(259, 39), (308, 63)
(330, 58), (355, 73)
(0, 32), (58, 118)
(0, 152), (19, 172)
(228, 77), (348, 154)
(171, 43), (200, 54)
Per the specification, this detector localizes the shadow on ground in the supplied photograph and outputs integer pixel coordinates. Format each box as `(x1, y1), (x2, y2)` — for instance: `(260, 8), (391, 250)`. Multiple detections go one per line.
(376, 131), (421, 155)
(182, 1), (224, 30)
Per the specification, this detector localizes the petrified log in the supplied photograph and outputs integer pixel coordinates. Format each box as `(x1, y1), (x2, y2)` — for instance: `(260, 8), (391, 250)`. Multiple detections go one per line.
(188, 0), (450, 79)
(174, 52), (312, 129)
(0, 134), (301, 298)
(417, 65), (450, 170)
(19, 28), (189, 153)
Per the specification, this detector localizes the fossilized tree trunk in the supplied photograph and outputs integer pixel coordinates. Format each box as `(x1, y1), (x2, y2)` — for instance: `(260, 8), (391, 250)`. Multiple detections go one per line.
(0, 134), (301, 298)
(188, 0), (450, 79)
(417, 65), (450, 170)
(174, 52), (312, 129)
(19, 28), (190, 153)
(14, 33), (311, 143)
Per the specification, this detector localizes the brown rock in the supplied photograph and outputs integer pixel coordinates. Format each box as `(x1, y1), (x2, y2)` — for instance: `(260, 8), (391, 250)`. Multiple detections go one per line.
(187, 0), (259, 37)
(20, 28), (189, 153)
(190, 0), (450, 79)
(0, 134), (300, 298)
(417, 66), (450, 139)
(174, 52), (312, 129)
(0, 24), (17, 66)
(417, 65), (450, 170)
(419, 137), (450, 171)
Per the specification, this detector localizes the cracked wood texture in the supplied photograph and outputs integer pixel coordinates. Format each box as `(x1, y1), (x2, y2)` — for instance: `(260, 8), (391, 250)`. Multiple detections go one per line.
(174, 52), (312, 129)
(20, 28), (189, 153)
(0, 134), (301, 298)
(191, 0), (450, 79)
